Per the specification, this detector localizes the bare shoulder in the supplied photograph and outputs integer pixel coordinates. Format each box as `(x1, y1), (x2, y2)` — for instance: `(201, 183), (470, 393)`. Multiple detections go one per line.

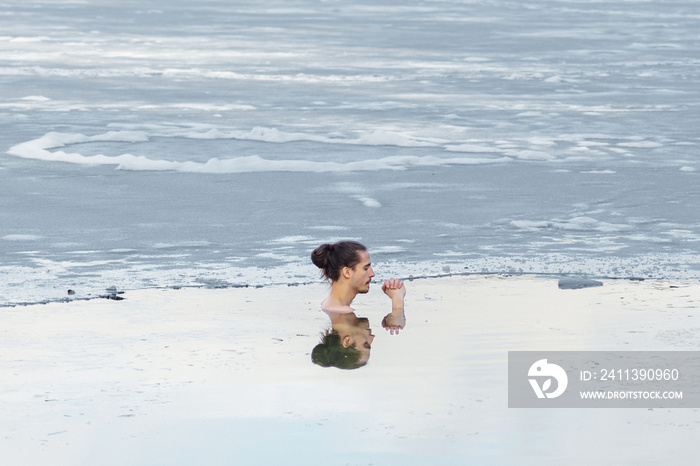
(321, 298), (354, 314)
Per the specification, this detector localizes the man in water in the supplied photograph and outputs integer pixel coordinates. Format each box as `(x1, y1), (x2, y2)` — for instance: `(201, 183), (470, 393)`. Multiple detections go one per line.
(310, 241), (406, 369)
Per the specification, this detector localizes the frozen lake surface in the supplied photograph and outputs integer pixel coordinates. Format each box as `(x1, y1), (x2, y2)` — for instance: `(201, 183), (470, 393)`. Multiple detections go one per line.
(1, 0), (699, 306)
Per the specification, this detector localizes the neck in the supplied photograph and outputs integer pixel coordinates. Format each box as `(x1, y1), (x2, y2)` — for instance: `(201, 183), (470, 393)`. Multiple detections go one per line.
(321, 280), (358, 313)
(330, 280), (357, 306)
(331, 311), (358, 327)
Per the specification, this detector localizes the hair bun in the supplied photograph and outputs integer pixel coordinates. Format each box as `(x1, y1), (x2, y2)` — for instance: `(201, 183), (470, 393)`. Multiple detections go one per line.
(311, 243), (331, 270)
(311, 344), (331, 367)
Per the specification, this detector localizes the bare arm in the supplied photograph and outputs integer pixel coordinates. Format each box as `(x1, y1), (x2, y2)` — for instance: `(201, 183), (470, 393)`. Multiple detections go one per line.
(382, 278), (406, 335)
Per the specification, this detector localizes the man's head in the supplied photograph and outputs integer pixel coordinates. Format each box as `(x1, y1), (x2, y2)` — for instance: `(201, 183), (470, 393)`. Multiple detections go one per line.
(311, 241), (373, 288)
(311, 316), (375, 369)
(311, 329), (368, 370)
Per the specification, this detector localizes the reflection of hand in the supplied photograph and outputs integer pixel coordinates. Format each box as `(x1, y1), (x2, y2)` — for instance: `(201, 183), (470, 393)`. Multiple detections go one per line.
(382, 313), (405, 335)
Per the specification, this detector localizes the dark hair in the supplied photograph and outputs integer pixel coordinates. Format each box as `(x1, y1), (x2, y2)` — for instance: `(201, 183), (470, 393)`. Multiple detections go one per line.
(311, 241), (367, 282)
(311, 330), (366, 370)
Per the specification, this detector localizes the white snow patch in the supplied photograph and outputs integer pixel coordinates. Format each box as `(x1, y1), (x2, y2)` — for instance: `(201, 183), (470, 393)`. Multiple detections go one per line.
(2, 234), (42, 241)
(353, 196), (382, 208)
(20, 95), (51, 101)
(504, 149), (555, 161)
(445, 143), (503, 153)
(271, 236), (314, 243)
(511, 217), (630, 233)
(618, 141), (663, 148)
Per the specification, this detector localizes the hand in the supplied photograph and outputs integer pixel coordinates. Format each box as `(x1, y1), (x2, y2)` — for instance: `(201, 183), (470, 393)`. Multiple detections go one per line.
(381, 279), (406, 301)
(382, 313), (406, 335)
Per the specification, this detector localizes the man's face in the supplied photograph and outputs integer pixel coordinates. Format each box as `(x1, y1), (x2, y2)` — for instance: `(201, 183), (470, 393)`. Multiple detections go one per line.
(350, 250), (374, 294)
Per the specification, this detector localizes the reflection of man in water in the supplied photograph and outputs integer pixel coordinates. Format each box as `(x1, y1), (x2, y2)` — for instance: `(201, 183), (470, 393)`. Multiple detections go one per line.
(310, 241), (406, 369)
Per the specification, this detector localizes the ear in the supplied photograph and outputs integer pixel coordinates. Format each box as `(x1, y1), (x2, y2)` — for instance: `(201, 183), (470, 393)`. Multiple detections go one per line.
(341, 335), (353, 348)
(341, 266), (352, 279)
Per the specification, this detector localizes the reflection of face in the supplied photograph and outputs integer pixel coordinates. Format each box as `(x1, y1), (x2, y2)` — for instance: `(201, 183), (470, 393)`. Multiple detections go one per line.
(337, 315), (375, 364)
(350, 251), (375, 294)
(350, 318), (375, 364)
